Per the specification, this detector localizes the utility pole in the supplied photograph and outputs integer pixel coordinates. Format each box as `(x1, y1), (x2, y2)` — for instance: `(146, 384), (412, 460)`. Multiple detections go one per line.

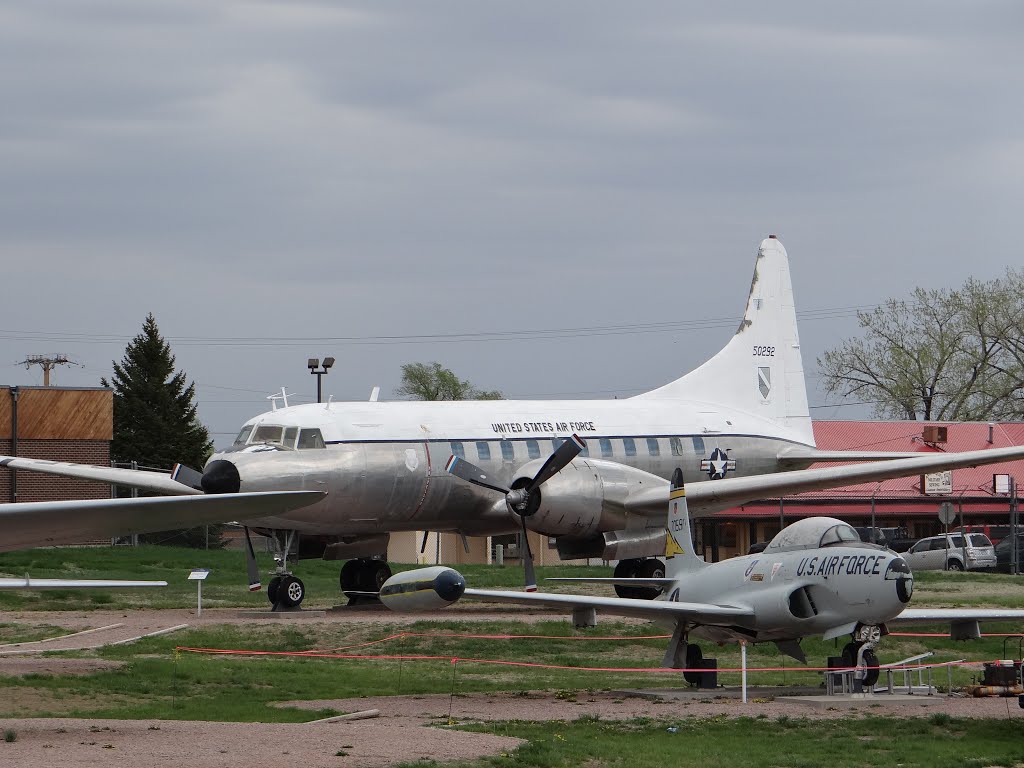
(18, 354), (72, 386)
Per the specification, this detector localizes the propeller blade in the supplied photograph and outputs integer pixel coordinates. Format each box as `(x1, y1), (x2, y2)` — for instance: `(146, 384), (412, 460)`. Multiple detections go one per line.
(170, 463), (205, 491)
(520, 514), (537, 592)
(445, 455), (510, 495)
(242, 526), (261, 592)
(525, 434), (585, 494)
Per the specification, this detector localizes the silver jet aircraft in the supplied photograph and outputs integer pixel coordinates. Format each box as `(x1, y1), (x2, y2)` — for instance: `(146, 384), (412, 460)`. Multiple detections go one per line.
(5, 237), (1024, 608)
(378, 467), (1024, 686)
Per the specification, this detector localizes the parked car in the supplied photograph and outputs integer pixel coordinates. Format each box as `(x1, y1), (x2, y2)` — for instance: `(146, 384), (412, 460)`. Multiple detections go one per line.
(904, 533), (996, 571)
(993, 533), (1024, 573)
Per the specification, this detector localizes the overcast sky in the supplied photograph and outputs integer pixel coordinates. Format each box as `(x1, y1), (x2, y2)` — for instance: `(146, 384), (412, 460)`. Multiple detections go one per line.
(1, 2), (1021, 448)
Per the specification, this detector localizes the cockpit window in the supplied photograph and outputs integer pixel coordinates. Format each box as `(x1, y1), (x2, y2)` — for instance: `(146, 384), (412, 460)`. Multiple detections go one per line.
(252, 425), (284, 445)
(233, 425), (254, 446)
(297, 428), (325, 449)
(819, 523), (860, 547)
(252, 425), (298, 448)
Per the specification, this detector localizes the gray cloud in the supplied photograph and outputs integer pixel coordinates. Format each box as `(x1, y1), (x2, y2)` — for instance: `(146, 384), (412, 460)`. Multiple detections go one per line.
(1, 1), (1021, 444)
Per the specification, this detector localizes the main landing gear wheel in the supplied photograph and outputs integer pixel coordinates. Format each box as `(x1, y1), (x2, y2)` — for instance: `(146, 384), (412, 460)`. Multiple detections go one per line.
(683, 643), (704, 686)
(613, 559), (641, 599)
(637, 559), (666, 598)
(277, 575), (305, 608)
(361, 560), (392, 592)
(340, 558), (393, 604)
(267, 576), (282, 605)
(613, 558), (664, 600)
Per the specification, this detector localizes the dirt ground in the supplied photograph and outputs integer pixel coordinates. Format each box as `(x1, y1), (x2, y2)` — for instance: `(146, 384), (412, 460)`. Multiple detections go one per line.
(2, 608), (1023, 768)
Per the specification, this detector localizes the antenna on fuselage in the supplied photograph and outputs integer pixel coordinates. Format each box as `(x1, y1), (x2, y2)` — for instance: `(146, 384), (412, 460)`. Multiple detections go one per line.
(369, 386), (380, 402)
(267, 387), (292, 411)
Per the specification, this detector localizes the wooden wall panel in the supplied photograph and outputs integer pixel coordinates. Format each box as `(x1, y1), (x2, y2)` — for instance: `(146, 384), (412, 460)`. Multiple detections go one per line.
(0, 387), (112, 440)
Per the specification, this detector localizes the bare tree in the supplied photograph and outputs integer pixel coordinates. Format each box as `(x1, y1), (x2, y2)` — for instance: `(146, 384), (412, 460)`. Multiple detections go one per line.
(818, 270), (1024, 421)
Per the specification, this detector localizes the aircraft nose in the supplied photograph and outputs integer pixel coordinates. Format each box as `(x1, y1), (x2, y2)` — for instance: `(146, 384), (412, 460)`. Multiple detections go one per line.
(201, 459), (241, 494)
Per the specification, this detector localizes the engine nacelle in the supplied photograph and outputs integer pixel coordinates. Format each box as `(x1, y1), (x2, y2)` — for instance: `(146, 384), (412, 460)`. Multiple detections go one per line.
(378, 566), (466, 612)
(512, 458), (665, 538)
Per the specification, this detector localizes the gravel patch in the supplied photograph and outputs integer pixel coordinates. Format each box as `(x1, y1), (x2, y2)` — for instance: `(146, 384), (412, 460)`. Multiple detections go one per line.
(0, 717), (523, 768)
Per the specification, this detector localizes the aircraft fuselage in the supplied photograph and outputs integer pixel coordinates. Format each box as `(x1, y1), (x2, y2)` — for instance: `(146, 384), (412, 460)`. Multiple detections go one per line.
(206, 397), (814, 538)
(665, 543), (912, 644)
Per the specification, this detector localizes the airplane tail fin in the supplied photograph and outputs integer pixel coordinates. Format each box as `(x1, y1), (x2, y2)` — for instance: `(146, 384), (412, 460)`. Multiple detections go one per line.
(634, 236), (814, 447)
(664, 468), (706, 577)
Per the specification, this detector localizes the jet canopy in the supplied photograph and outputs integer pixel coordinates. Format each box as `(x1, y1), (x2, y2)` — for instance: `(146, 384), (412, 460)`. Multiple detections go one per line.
(763, 517), (861, 553)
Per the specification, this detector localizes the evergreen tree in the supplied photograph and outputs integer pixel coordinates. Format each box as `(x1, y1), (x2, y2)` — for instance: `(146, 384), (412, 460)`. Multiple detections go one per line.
(103, 313), (219, 547)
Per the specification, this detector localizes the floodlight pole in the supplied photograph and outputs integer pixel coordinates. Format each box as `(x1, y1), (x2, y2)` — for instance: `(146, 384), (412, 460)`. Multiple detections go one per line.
(308, 356), (336, 404)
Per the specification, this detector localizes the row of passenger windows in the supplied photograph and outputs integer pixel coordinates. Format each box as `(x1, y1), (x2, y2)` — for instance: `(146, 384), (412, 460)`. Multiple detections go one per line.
(449, 436), (708, 462)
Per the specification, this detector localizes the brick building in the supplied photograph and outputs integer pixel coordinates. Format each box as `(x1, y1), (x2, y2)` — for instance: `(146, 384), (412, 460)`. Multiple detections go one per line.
(0, 386), (113, 504)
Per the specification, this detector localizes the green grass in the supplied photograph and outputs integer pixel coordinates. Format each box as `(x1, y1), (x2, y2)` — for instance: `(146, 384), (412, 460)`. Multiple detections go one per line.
(0, 622), (66, 644)
(0, 545), (611, 610)
(426, 715), (1024, 768)
(2, 615), (1024, 723)
(1, 546), (1024, 725)
(2, 544), (1023, 612)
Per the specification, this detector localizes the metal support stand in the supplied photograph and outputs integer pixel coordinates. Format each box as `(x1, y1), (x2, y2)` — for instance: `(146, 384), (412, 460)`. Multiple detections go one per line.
(741, 641), (748, 703)
(571, 607), (597, 628)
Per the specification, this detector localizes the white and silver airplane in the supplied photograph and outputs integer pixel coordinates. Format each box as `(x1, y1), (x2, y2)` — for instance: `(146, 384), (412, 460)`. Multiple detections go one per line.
(378, 467), (1024, 686)
(5, 237), (1024, 608)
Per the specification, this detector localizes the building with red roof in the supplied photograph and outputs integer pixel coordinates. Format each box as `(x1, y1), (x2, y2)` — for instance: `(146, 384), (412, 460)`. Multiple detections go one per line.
(699, 421), (1024, 561)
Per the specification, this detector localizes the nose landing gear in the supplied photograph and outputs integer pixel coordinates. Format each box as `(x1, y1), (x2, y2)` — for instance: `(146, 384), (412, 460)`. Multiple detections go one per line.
(843, 624), (883, 688)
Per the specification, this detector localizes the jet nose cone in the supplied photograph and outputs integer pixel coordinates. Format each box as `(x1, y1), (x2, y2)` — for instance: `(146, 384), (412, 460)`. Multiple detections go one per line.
(201, 459), (241, 494)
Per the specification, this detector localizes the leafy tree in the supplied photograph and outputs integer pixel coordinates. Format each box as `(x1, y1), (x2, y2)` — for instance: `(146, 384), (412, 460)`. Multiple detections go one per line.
(818, 270), (1024, 421)
(102, 313), (219, 547)
(395, 362), (503, 400)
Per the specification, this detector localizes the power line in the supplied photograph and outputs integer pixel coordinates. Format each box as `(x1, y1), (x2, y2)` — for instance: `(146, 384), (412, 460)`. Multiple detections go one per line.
(0, 304), (875, 349)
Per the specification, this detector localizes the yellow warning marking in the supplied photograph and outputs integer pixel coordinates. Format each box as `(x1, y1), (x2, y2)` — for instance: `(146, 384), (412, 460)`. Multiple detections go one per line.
(664, 534), (685, 558)
(669, 488), (686, 500)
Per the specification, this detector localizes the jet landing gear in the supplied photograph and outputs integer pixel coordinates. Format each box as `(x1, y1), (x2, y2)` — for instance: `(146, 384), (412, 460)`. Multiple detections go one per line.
(613, 558), (665, 600)
(663, 624), (717, 688)
(340, 558), (393, 605)
(842, 624), (883, 689)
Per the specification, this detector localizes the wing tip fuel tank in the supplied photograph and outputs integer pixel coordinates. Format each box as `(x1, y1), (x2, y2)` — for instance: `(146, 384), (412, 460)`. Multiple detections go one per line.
(379, 565), (466, 611)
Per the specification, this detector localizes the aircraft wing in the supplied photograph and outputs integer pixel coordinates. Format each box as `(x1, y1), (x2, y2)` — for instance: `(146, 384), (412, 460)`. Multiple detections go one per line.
(624, 444), (1024, 517)
(0, 490), (325, 552)
(889, 608), (1024, 627)
(463, 588), (753, 624)
(0, 456), (199, 496)
(0, 577), (167, 589)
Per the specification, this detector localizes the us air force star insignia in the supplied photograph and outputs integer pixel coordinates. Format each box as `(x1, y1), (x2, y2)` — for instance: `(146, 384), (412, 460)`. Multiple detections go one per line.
(700, 448), (736, 480)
